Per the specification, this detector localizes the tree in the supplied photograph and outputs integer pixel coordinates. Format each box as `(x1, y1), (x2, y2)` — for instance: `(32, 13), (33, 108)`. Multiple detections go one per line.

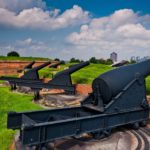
(98, 58), (106, 64)
(70, 58), (76, 63)
(89, 57), (98, 63)
(105, 59), (113, 65)
(7, 51), (20, 57)
(89, 57), (113, 64)
(60, 60), (65, 64)
(54, 58), (60, 61)
(70, 58), (80, 63)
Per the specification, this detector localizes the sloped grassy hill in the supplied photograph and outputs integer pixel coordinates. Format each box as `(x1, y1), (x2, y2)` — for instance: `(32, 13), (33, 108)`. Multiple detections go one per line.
(39, 63), (112, 83)
(39, 63), (150, 94)
(0, 85), (42, 150)
(0, 62), (150, 149)
(0, 56), (50, 61)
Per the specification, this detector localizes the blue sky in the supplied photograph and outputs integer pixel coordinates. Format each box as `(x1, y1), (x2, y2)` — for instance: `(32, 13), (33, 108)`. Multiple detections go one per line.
(0, 0), (150, 60)
(46, 0), (150, 16)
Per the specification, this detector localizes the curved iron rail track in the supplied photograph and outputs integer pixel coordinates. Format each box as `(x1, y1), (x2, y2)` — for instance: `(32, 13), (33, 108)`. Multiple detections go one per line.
(141, 127), (150, 136)
(138, 130), (149, 150)
(129, 128), (150, 150)
(130, 130), (142, 150)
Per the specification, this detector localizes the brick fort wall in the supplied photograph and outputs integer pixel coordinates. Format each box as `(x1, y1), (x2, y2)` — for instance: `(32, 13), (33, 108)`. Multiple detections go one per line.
(0, 60), (53, 75)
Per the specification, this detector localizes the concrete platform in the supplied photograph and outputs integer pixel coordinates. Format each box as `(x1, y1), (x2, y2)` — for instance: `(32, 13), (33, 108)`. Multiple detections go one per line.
(10, 127), (150, 150)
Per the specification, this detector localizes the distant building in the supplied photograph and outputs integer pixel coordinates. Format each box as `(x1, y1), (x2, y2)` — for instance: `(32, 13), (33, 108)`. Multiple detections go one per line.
(110, 52), (117, 62)
(136, 56), (140, 62)
(142, 56), (150, 61)
(138, 56), (150, 62)
(131, 56), (150, 62)
(131, 56), (136, 61)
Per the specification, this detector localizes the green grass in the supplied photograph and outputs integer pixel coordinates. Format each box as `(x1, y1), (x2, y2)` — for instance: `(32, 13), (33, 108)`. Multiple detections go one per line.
(0, 63), (150, 149)
(0, 86), (42, 150)
(39, 63), (113, 84)
(71, 63), (112, 84)
(0, 56), (50, 61)
(39, 63), (150, 94)
(146, 77), (150, 95)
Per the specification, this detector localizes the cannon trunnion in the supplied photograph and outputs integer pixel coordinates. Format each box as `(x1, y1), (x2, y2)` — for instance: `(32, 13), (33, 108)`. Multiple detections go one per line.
(7, 60), (150, 149)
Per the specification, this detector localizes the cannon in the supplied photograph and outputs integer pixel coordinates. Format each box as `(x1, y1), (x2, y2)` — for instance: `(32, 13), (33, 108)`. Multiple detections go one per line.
(48, 61), (89, 88)
(49, 61), (63, 68)
(0, 61), (89, 99)
(111, 60), (128, 67)
(7, 60), (150, 149)
(24, 61), (35, 70)
(1, 61), (51, 91)
(21, 61), (51, 80)
(0, 61), (51, 91)
(92, 59), (150, 104)
(17, 61), (35, 73)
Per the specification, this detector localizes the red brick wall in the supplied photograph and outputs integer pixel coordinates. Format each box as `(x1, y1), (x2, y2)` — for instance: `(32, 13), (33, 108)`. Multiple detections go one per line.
(0, 61), (54, 75)
(76, 84), (92, 95)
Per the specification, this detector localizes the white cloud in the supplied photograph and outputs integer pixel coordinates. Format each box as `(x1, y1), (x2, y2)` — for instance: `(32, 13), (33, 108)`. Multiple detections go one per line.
(0, 4), (90, 30)
(0, 38), (53, 57)
(0, 0), (46, 12)
(0, 6), (150, 60)
(66, 9), (150, 60)
(16, 38), (33, 46)
(16, 38), (46, 48)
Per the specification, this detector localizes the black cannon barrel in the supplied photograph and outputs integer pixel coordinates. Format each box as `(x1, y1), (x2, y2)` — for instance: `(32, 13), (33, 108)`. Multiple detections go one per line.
(92, 59), (150, 104)
(54, 61), (89, 77)
(49, 61), (63, 68)
(67, 61), (89, 73)
(65, 61), (89, 74)
(33, 61), (51, 70)
(48, 61), (89, 89)
(21, 61), (51, 80)
(24, 61), (35, 69)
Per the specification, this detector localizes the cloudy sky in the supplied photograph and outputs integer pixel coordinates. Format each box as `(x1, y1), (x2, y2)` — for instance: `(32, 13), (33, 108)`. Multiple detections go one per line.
(0, 0), (150, 60)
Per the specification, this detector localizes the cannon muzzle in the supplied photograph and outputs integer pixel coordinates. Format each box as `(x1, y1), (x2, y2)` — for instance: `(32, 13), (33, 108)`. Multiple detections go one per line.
(24, 61), (35, 69)
(21, 61), (51, 80)
(68, 61), (89, 74)
(49, 61), (63, 68)
(92, 59), (150, 104)
(48, 61), (89, 88)
(54, 61), (89, 78)
(61, 61), (89, 75)
(33, 61), (51, 71)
